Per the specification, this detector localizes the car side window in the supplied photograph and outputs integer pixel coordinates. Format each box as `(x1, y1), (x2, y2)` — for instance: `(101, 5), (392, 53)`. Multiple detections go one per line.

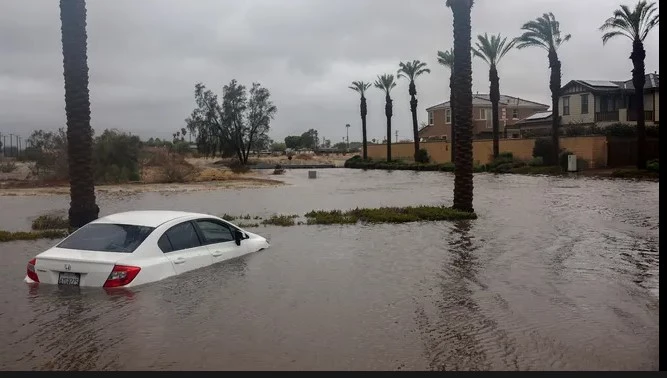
(158, 233), (173, 253)
(163, 222), (201, 252)
(196, 219), (235, 244)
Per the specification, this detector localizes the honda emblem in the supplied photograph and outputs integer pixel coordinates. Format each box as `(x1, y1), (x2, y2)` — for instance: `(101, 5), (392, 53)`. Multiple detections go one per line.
(64, 264), (72, 271)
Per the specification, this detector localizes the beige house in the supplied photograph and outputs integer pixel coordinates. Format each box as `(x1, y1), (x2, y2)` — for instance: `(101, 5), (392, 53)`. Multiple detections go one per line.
(419, 94), (549, 141)
(559, 73), (659, 126)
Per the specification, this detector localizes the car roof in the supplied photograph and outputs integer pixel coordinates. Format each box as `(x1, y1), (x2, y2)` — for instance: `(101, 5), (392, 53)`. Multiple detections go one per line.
(91, 211), (215, 228)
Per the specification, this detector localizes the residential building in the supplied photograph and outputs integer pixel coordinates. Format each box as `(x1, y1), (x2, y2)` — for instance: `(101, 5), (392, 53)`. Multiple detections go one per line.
(559, 72), (659, 126)
(505, 111), (553, 138)
(420, 94), (550, 141)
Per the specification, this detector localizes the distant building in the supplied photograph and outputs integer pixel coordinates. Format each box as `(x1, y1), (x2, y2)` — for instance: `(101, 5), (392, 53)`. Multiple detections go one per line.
(505, 111), (552, 138)
(420, 94), (550, 142)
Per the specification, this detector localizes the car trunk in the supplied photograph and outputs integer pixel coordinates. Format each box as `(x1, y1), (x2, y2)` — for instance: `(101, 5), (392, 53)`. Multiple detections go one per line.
(34, 248), (125, 287)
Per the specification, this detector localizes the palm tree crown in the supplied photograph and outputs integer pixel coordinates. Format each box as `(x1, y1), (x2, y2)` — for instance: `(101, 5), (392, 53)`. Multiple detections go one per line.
(437, 49), (455, 68)
(472, 33), (515, 66)
(349, 81), (372, 97)
(600, 1), (659, 44)
(374, 74), (397, 96)
(515, 12), (571, 52)
(397, 60), (431, 82)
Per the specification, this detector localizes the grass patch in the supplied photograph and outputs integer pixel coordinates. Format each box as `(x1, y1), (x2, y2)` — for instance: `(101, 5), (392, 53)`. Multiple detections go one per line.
(261, 214), (298, 226)
(220, 213), (254, 222)
(0, 229), (69, 243)
(305, 206), (476, 225)
(610, 169), (659, 180)
(31, 215), (69, 230)
(236, 222), (260, 228)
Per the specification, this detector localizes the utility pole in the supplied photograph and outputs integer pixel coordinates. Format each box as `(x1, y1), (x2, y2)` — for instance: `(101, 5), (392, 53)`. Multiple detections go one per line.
(9, 134), (14, 158)
(395, 130), (398, 143)
(345, 123), (350, 152)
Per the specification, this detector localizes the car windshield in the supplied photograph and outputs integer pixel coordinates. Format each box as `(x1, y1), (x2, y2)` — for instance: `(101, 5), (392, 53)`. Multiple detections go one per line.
(57, 223), (155, 253)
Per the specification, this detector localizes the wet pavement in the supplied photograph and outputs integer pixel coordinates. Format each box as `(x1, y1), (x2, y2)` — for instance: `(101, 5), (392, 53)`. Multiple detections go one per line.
(0, 169), (659, 370)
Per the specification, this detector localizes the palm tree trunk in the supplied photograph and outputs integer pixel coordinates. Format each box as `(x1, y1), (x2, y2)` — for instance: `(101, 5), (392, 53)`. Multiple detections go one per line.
(385, 95), (393, 161)
(450, 0), (474, 213)
(450, 73), (456, 164)
(410, 96), (419, 159)
(489, 64), (500, 158)
(548, 49), (561, 165)
(631, 39), (647, 170)
(360, 96), (368, 160)
(60, 0), (99, 229)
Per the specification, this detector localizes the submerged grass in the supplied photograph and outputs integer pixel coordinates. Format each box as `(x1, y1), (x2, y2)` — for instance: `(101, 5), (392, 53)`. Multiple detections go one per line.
(305, 205), (476, 225)
(0, 229), (68, 243)
(31, 215), (69, 230)
(261, 214), (298, 226)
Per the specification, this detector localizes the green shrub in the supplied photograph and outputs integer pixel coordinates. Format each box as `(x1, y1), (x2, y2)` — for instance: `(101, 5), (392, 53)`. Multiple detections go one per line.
(533, 137), (557, 165)
(528, 157), (544, 166)
(0, 229), (69, 243)
(559, 150), (573, 171)
(647, 159), (659, 172)
(439, 162), (455, 172)
(93, 129), (142, 184)
(603, 123), (636, 137)
(261, 214), (298, 226)
(32, 215), (69, 230)
(305, 206), (476, 225)
(0, 161), (17, 173)
(646, 125), (659, 137)
(414, 148), (430, 163)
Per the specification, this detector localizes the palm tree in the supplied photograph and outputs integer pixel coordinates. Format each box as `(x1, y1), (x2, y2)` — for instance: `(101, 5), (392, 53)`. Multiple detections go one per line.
(437, 49), (456, 163)
(472, 33), (515, 158)
(397, 60), (431, 161)
(60, 0), (99, 228)
(349, 81), (372, 160)
(374, 74), (397, 162)
(515, 13), (571, 165)
(600, 1), (659, 170)
(446, 0), (475, 213)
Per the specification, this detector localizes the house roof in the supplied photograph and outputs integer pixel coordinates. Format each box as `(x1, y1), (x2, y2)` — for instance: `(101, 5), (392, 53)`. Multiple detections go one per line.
(418, 124), (448, 139)
(426, 94), (549, 111)
(509, 111), (553, 128)
(563, 73), (659, 93)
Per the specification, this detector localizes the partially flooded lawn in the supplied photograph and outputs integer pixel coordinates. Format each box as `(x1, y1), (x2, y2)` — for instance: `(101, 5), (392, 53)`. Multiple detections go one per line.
(0, 169), (658, 370)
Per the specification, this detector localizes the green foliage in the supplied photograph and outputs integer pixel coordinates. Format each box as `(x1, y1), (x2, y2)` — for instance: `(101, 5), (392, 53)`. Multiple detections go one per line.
(284, 129), (320, 150)
(32, 215), (69, 230)
(271, 142), (286, 152)
(559, 150), (573, 171)
(228, 159), (251, 174)
(261, 214), (298, 226)
(611, 169), (659, 180)
(647, 159), (659, 172)
(0, 229), (69, 243)
(93, 130), (142, 183)
(486, 153), (526, 173)
(528, 157), (544, 166)
(532, 137), (557, 165)
(25, 128), (69, 179)
(305, 206), (476, 225)
(236, 222), (260, 228)
(414, 148), (430, 163)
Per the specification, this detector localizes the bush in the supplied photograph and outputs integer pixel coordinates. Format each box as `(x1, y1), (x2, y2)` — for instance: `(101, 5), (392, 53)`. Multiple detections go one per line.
(414, 148), (430, 163)
(604, 123), (636, 137)
(0, 229), (69, 243)
(647, 159), (659, 172)
(262, 214), (298, 226)
(533, 137), (557, 165)
(171, 141), (191, 155)
(0, 161), (17, 173)
(32, 215), (69, 230)
(150, 150), (197, 183)
(559, 150), (574, 171)
(528, 157), (544, 166)
(305, 205), (476, 225)
(228, 159), (250, 174)
(93, 130), (142, 184)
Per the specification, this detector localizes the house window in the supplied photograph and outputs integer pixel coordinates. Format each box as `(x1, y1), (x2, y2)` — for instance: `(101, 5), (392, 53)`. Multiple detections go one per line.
(501, 108), (507, 120)
(445, 108), (451, 124)
(581, 94), (589, 114)
(479, 108), (487, 120)
(563, 96), (570, 115)
(428, 111), (434, 125)
(512, 109), (519, 119)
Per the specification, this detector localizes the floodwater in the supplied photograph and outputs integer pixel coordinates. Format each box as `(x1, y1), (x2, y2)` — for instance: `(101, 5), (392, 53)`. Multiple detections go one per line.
(0, 169), (659, 370)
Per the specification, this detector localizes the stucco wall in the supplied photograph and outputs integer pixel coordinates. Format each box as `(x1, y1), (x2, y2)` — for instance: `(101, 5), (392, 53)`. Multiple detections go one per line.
(367, 136), (608, 168)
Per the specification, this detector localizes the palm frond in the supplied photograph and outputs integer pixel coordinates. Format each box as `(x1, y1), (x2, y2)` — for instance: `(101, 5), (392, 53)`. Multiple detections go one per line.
(397, 60), (431, 81)
(374, 74), (397, 95)
(600, 1), (659, 43)
(517, 12), (570, 52)
(472, 32), (515, 66)
(349, 81), (371, 96)
(437, 49), (455, 68)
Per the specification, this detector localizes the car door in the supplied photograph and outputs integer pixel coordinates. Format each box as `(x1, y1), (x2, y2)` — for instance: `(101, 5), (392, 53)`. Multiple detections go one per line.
(158, 221), (213, 274)
(194, 219), (248, 263)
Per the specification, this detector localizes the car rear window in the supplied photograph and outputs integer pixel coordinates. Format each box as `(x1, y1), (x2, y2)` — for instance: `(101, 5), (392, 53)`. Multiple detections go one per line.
(57, 223), (155, 253)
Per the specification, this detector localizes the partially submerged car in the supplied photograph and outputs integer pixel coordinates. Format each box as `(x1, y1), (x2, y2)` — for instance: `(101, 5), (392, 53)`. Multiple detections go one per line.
(25, 211), (269, 288)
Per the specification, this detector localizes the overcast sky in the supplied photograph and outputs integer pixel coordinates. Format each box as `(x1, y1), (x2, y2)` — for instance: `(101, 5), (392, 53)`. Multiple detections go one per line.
(0, 0), (660, 144)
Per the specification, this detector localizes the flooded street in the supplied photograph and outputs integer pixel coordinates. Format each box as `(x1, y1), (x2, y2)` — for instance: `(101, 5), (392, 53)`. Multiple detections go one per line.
(0, 169), (659, 370)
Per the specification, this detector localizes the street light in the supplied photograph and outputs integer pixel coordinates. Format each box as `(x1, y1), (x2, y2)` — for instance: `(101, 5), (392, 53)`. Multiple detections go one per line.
(345, 123), (350, 152)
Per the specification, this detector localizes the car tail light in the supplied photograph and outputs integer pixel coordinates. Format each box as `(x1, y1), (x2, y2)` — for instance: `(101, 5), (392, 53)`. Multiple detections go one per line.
(27, 258), (39, 283)
(103, 265), (141, 288)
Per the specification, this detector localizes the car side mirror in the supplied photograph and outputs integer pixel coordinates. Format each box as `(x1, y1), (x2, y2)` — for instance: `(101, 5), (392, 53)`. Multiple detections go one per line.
(234, 230), (243, 246)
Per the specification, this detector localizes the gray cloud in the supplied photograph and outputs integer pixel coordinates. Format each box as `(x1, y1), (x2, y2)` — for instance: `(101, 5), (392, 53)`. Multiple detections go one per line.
(0, 0), (660, 144)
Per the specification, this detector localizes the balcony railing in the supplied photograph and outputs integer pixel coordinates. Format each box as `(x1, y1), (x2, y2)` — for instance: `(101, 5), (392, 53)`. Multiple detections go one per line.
(595, 111), (620, 122)
(627, 110), (654, 122)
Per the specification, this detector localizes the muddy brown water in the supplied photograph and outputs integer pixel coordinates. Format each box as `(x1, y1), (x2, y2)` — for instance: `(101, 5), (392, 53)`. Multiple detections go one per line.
(0, 169), (659, 370)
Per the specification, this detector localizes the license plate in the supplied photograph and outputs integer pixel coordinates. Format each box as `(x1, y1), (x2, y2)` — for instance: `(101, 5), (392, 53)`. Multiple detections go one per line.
(58, 272), (80, 286)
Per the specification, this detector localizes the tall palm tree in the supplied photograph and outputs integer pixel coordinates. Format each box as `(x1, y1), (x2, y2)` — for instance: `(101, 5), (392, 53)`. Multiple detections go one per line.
(600, 1), (659, 170)
(374, 74), (397, 162)
(515, 13), (571, 165)
(472, 33), (515, 158)
(60, 0), (99, 228)
(349, 81), (372, 160)
(437, 49), (456, 163)
(446, 0), (474, 213)
(397, 60), (431, 161)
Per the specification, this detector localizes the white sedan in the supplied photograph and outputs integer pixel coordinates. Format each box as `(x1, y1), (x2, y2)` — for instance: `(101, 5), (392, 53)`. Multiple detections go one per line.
(25, 211), (270, 288)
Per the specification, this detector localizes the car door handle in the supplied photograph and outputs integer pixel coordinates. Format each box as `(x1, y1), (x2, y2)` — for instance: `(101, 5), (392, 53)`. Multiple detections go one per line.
(211, 251), (223, 257)
(174, 257), (186, 264)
